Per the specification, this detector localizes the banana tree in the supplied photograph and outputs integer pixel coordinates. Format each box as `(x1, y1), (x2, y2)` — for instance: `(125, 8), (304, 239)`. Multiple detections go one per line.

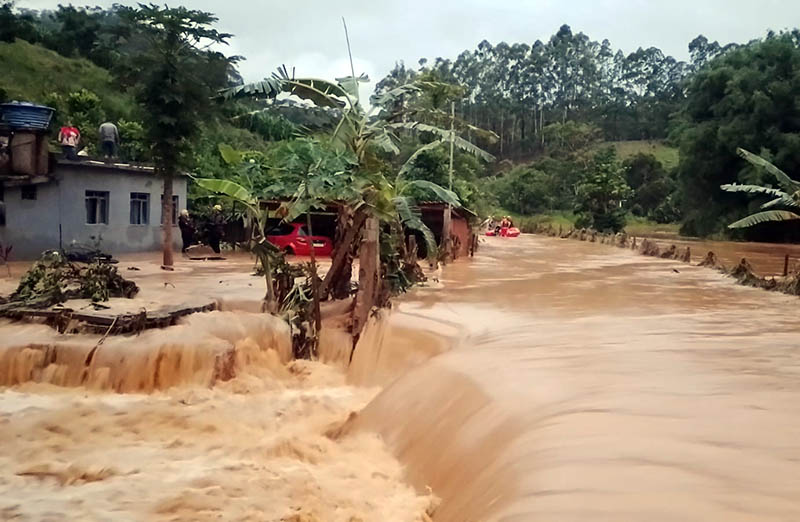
(721, 148), (800, 228)
(220, 68), (493, 296)
(193, 147), (278, 312)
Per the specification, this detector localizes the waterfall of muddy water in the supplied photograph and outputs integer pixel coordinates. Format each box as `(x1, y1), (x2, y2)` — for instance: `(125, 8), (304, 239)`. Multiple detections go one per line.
(0, 309), (438, 520)
(346, 235), (800, 521)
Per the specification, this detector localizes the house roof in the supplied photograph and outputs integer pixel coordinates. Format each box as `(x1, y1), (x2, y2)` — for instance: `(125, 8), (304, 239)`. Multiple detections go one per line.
(1, 159), (188, 187)
(417, 201), (478, 219)
(56, 158), (189, 176)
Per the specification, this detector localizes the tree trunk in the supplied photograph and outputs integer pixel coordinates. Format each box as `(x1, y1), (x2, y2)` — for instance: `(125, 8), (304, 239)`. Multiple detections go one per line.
(540, 106), (545, 147)
(305, 210), (321, 355)
(321, 209), (367, 299)
(499, 112), (504, 156)
(331, 205), (355, 300)
(441, 205), (452, 264)
(510, 115), (517, 155)
(162, 173), (174, 267)
(351, 217), (378, 355)
(260, 243), (277, 313)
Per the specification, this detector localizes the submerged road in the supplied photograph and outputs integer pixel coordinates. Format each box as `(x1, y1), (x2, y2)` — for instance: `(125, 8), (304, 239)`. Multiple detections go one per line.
(358, 235), (800, 521)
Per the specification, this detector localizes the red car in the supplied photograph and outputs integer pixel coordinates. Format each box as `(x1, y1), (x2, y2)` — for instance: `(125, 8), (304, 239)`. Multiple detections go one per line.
(266, 222), (333, 256)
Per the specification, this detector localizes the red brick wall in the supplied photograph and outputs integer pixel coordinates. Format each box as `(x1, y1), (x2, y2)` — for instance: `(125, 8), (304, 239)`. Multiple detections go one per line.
(451, 216), (471, 258)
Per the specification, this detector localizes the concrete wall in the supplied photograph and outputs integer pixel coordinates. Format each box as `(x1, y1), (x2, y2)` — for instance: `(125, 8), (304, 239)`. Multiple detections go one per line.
(0, 164), (186, 259)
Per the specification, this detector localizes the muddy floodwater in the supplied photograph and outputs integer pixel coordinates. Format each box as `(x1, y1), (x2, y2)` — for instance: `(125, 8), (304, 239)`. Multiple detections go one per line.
(355, 235), (800, 521)
(2, 235), (800, 520)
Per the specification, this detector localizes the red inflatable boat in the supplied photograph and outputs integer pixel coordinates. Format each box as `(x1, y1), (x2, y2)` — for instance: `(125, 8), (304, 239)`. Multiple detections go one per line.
(486, 227), (520, 237)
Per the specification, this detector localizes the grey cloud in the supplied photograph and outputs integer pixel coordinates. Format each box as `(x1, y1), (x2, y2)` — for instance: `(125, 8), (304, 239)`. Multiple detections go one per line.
(17, 0), (800, 89)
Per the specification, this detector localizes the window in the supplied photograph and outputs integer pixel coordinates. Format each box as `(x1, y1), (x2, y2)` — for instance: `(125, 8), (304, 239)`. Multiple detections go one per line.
(0, 186), (5, 226)
(21, 184), (36, 200)
(129, 192), (149, 225)
(160, 194), (179, 225)
(267, 223), (293, 236)
(85, 190), (109, 224)
(297, 225), (308, 236)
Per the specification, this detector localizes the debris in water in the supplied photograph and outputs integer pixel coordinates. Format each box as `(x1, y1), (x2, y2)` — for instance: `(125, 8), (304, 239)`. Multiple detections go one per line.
(0, 251), (138, 313)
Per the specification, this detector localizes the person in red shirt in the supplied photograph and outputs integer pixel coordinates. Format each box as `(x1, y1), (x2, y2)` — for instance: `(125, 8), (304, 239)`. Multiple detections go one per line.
(58, 122), (80, 160)
(500, 216), (510, 237)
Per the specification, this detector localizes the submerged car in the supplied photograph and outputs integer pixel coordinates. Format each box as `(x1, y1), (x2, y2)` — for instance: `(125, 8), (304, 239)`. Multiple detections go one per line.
(266, 222), (333, 256)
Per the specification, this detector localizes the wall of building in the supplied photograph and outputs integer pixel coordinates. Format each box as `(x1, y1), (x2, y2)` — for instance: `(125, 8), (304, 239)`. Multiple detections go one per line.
(0, 164), (186, 259)
(419, 205), (473, 259)
(450, 216), (471, 258)
(0, 179), (62, 258)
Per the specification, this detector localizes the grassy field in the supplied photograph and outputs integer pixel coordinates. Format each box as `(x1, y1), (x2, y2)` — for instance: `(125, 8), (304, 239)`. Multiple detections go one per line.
(507, 211), (681, 238)
(0, 39), (136, 118)
(600, 140), (680, 170)
(624, 216), (681, 238)
(507, 212), (577, 233)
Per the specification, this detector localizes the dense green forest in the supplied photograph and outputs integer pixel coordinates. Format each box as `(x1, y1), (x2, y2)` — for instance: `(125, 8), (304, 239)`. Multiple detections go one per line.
(2, 2), (800, 240)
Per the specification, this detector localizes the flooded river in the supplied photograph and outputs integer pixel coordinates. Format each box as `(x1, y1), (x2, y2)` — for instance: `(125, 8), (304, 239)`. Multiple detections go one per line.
(2, 235), (800, 520)
(355, 235), (800, 521)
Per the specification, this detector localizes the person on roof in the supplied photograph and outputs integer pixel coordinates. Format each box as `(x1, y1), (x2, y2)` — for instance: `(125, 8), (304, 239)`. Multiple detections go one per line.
(58, 121), (80, 160)
(98, 121), (120, 160)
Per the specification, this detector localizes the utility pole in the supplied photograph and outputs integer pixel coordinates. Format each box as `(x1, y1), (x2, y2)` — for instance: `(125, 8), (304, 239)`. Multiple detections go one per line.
(441, 100), (455, 262)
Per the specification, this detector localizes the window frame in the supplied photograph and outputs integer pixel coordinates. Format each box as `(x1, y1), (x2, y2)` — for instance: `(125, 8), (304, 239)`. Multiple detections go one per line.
(129, 192), (150, 225)
(160, 194), (179, 226)
(267, 223), (293, 236)
(20, 184), (37, 200)
(85, 190), (110, 225)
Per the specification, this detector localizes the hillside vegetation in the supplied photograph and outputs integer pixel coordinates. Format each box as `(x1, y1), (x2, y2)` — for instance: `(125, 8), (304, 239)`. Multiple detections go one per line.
(602, 140), (679, 171)
(3, 2), (799, 242)
(0, 38), (268, 181)
(0, 39), (136, 119)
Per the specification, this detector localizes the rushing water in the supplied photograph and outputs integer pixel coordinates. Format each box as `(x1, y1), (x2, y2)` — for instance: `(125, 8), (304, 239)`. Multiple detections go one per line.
(353, 235), (800, 521)
(0, 311), (438, 521)
(3, 236), (800, 520)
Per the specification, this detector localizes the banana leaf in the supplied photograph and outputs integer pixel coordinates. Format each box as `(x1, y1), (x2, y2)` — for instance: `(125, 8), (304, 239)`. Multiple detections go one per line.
(761, 195), (799, 210)
(720, 183), (788, 198)
(397, 141), (445, 181)
(218, 144), (242, 166)
(335, 73), (370, 99)
(394, 196), (437, 259)
(737, 148), (800, 194)
(387, 122), (495, 162)
(193, 178), (257, 207)
(402, 180), (461, 207)
(728, 210), (800, 229)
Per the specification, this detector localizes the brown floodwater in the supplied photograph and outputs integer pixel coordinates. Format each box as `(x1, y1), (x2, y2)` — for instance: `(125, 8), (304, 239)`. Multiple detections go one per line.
(3, 236), (800, 520)
(0, 310), (439, 520)
(637, 235), (800, 276)
(353, 235), (800, 521)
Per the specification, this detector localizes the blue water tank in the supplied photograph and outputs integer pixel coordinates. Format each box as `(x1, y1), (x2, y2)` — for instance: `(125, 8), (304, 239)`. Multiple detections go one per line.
(0, 102), (55, 131)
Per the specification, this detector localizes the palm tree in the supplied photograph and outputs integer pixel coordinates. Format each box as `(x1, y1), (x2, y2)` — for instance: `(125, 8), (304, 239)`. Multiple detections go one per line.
(721, 148), (800, 228)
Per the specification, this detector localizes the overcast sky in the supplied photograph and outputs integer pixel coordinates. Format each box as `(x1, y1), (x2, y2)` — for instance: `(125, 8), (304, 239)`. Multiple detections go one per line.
(18, 0), (800, 98)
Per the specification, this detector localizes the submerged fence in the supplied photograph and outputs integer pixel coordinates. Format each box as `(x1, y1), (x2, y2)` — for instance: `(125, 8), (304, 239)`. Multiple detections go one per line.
(530, 224), (800, 298)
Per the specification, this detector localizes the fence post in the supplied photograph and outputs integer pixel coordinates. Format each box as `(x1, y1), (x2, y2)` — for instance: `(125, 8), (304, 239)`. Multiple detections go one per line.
(784, 253), (790, 277)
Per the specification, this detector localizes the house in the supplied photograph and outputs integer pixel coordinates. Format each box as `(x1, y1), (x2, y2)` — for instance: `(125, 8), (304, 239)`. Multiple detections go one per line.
(418, 202), (478, 259)
(0, 159), (187, 259)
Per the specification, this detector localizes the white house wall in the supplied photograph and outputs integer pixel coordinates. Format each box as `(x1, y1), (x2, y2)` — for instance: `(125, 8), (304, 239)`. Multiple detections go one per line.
(0, 165), (187, 259)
